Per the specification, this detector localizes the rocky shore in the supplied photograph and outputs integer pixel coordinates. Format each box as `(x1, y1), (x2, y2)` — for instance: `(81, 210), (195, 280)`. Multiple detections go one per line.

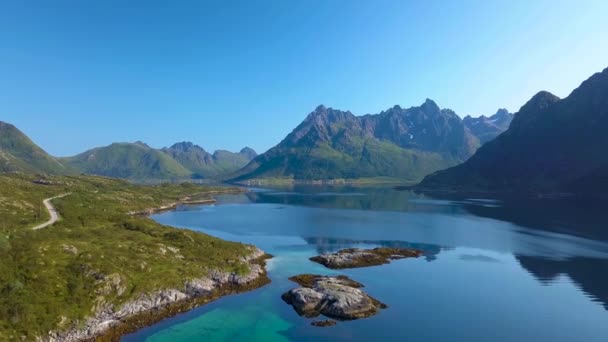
(310, 247), (424, 269)
(43, 248), (271, 342)
(281, 274), (387, 320)
(127, 188), (246, 216)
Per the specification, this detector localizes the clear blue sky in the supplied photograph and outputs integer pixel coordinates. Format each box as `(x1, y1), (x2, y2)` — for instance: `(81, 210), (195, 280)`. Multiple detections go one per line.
(1, 0), (607, 156)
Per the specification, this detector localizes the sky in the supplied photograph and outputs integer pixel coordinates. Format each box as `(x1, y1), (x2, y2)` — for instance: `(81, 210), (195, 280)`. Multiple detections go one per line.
(1, 0), (607, 156)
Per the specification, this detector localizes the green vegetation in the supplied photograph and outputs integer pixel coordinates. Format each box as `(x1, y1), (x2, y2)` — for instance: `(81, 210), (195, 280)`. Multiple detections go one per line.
(309, 247), (424, 269)
(229, 102), (483, 183)
(163, 142), (257, 179)
(1, 120), (257, 182)
(60, 142), (192, 181)
(232, 138), (455, 183)
(0, 122), (69, 175)
(0, 173), (254, 340)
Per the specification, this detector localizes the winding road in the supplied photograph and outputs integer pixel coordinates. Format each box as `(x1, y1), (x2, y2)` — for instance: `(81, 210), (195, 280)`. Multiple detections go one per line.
(32, 193), (71, 230)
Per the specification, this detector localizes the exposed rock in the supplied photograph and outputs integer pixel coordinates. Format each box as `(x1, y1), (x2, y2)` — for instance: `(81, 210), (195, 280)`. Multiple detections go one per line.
(94, 273), (126, 297)
(311, 319), (337, 327)
(43, 247), (270, 342)
(310, 247), (424, 269)
(229, 100), (484, 182)
(61, 244), (78, 255)
(282, 274), (386, 320)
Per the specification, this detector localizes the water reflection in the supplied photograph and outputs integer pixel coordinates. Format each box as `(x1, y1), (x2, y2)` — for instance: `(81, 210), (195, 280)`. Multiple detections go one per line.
(244, 186), (459, 214)
(240, 186), (608, 311)
(137, 186), (608, 342)
(516, 255), (608, 310)
(456, 196), (608, 241)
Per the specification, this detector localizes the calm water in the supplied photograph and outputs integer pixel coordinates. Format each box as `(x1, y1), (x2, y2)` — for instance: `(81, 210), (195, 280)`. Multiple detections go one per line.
(123, 187), (608, 342)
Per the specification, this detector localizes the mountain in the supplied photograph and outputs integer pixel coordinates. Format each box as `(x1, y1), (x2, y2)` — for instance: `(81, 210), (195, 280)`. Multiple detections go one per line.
(0, 121), (68, 174)
(161, 142), (256, 178)
(229, 100), (483, 183)
(463, 109), (514, 144)
(0, 122), (252, 181)
(417, 67), (608, 195)
(61, 142), (192, 180)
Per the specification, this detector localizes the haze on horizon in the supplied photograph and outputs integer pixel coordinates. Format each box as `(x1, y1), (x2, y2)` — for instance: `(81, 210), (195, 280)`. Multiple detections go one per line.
(1, 0), (607, 156)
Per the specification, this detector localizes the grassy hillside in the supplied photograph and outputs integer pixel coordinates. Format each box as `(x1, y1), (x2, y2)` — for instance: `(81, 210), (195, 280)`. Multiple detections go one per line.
(162, 142), (256, 179)
(0, 121), (69, 174)
(61, 142), (192, 181)
(232, 137), (454, 184)
(230, 102), (478, 183)
(0, 174), (254, 340)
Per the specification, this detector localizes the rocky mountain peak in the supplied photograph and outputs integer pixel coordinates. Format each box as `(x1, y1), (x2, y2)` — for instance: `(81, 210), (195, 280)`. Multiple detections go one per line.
(420, 98), (441, 113)
(509, 91), (560, 131)
(523, 91), (560, 112)
(168, 141), (205, 153)
(239, 147), (258, 159)
(494, 108), (510, 117)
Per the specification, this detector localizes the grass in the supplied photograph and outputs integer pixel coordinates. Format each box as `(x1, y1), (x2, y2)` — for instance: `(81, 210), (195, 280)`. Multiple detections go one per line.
(0, 173), (254, 340)
(60, 142), (192, 180)
(233, 135), (457, 183)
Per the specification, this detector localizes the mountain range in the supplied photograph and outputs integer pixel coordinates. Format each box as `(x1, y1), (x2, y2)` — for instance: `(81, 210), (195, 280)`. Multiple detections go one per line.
(162, 142), (257, 179)
(229, 100), (510, 183)
(0, 125), (256, 181)
(3, 66), (606, 194)
(463, 109), (513, 144)
(60, 142), (256, 180)
(418, 67), (608, 195)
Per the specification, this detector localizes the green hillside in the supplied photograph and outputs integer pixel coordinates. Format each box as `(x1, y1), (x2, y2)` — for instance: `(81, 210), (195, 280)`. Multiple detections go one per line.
(61, 142), (192, 181)
(162, 142), (256, 178)
(229, 101), (476, 184)
(0, 121), (69, 174)
(0, 173), (255, 339)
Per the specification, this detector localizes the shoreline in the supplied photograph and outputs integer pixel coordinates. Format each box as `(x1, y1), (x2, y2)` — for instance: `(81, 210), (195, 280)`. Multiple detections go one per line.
(127, 188), (246, 216)
(43, 187), (271, 342)
(232, 177), (413, 187)
(46, 249), (272, 342)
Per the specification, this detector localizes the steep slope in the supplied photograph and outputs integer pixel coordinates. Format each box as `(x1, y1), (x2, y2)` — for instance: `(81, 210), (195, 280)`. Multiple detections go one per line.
(62, 142), (192, 180)
(162, 142), (256, 178)
(463, 109), (514, 144)
(418, 67), (608, 195)
(230, 100), (480, 183)
(0, 121), (68, 174)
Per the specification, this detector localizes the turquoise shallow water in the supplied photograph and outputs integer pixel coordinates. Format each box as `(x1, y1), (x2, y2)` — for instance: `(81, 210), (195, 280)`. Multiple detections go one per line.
(123, 187), (608, 342)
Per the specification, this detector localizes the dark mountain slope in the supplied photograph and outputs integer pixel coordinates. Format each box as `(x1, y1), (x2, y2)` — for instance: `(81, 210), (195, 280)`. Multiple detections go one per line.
(418, 67), (608, 194)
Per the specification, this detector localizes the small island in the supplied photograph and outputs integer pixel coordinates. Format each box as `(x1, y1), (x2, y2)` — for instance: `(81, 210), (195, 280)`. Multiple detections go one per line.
(281, 274), (387, 321)
(310, 247), (424, 269)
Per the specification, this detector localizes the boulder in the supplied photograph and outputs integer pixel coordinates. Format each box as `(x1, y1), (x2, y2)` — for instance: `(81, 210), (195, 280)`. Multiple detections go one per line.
(281, 274), (386, 320)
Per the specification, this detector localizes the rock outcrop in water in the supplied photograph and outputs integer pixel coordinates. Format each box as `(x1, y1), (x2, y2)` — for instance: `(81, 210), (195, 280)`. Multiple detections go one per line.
(310, 247), (424, 269)
(281, 274), (387, 320)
